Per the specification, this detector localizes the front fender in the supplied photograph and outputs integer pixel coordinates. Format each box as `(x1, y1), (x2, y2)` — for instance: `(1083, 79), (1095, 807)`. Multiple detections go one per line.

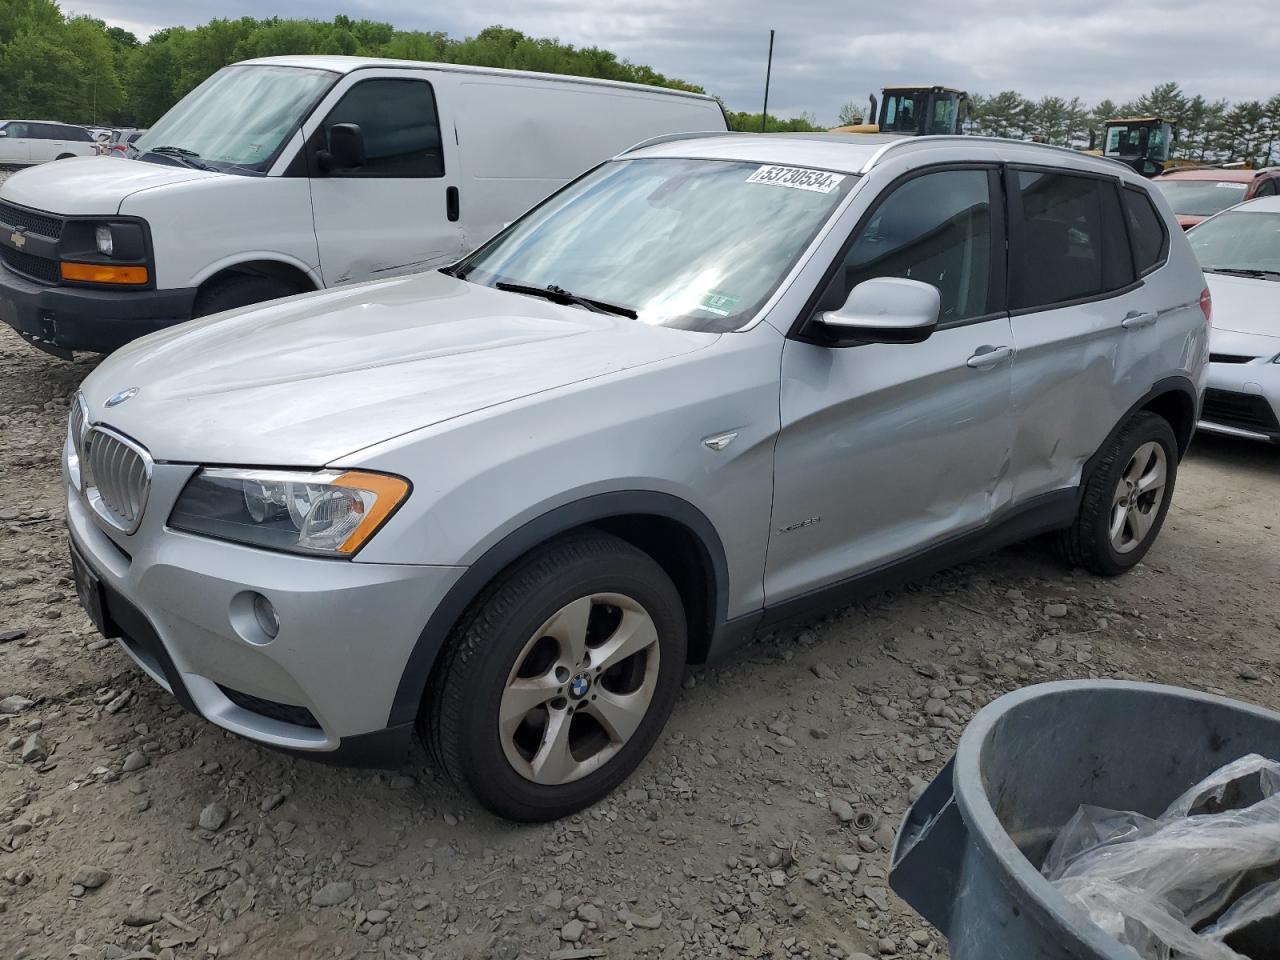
(383, 489), (730, 727)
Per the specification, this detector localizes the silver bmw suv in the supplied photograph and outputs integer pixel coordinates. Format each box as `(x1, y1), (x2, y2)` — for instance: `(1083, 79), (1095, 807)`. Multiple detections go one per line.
(66, 133), (1209, 820)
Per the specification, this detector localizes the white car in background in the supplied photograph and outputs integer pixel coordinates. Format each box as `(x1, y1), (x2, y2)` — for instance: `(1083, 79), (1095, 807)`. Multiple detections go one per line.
(0, 120), (98, 165)
(1187, 195), (1280, 444)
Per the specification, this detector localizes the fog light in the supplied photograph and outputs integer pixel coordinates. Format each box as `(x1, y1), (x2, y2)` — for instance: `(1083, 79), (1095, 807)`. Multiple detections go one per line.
(252, 593), (280, 639)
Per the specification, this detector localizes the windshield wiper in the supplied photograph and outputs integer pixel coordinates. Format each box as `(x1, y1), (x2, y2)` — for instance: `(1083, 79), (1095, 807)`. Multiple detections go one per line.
(143, 145), (215, 171)
(1206, 266), (1280, 281)
(495, 281), (638, 319)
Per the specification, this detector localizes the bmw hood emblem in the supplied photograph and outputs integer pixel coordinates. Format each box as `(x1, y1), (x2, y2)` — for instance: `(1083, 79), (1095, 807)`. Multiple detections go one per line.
(569, 673), (591, 699)
(105, 387), (139, 408)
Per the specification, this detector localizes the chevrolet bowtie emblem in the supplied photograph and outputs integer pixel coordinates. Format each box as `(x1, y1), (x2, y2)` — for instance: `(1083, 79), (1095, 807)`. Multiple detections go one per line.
(9, 231), (25, 249)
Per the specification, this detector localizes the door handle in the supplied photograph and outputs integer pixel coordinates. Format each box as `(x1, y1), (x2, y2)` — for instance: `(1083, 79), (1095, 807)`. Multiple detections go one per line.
(966, 345), (1014, 369)
(1121, 310), (1158, 330)
(446, 186), (460, 223)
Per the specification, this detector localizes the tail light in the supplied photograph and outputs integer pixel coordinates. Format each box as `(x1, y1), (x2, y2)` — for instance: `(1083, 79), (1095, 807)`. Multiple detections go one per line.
(1199, 287), (1212, 327)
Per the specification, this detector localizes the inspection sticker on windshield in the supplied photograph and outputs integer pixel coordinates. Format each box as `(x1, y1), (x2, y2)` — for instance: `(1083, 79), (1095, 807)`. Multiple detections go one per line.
(746, 165), (845, 194)
(698, 290), (740, 316)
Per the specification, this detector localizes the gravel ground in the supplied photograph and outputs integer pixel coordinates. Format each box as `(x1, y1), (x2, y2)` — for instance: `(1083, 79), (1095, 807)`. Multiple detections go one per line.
(2, 163), (1280, 959)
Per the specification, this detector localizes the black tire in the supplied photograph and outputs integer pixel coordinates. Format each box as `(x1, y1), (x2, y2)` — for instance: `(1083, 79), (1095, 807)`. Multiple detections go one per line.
(424, 532), (687, 821)
(1056, 411), (1179, 576)
(192, 275), (302, 318)
(55, 153), (76, 160)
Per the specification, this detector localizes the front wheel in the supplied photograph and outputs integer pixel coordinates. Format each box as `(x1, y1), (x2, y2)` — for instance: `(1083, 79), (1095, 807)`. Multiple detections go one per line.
(1056, 411), (1178, 576)
(192, 274), (303, 318)
(425, 532), (687, 821)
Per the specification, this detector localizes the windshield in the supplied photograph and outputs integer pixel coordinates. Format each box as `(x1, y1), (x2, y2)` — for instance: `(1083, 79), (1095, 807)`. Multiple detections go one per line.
(458, 158), (856, 332)
(133, 65), (336, 174)
(1155, 178), (1249, 218)
(1188, 211), (1280, 277)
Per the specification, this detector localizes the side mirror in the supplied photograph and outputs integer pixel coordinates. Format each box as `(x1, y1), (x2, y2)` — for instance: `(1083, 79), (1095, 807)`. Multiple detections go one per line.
(814, 277), (940, 345)
(318, 122), (365, 172)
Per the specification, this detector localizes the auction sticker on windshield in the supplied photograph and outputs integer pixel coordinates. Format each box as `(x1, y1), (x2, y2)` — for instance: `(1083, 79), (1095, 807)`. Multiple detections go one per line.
(746, 165), (846, 194)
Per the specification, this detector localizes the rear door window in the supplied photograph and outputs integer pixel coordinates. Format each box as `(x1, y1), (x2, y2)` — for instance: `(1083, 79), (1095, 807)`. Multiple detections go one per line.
(318, 78), (444, 178)
(1011, 170), (1134, 310)
(1121, 186), (1169, 276)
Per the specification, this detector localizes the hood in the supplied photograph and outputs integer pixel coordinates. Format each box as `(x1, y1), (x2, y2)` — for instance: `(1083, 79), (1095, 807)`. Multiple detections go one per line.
(1205, 272), (1280, 350)
(80, 271), (717, 465)
(0, 156), (217, 216)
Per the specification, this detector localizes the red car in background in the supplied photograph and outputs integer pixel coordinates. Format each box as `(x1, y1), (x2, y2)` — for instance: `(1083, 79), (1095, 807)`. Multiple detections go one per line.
(1152, 166), (1280, 229)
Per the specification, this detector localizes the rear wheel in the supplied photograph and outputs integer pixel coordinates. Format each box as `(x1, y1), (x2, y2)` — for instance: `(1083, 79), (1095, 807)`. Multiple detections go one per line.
(425, 532), (686, 821)
(1056, 411), (1178, 576)
(192, 274), (303, 318)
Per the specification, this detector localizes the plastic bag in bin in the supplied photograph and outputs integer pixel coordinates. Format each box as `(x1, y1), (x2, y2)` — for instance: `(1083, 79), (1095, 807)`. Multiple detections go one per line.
(1046, 754), (1280, 960)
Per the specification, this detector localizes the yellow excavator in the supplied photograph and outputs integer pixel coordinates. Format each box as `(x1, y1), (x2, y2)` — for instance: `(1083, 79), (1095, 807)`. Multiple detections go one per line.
(1088, 117), (1178, 177)
(831, 85), (971, 136)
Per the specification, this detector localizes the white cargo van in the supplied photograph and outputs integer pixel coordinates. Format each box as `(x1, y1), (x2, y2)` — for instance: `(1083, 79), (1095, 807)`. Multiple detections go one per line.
(0, 56), (727, 357)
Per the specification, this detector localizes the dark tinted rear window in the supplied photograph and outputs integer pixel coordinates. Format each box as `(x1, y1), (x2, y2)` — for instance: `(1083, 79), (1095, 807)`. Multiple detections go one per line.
(1122, 186), (1168, 275)
(1013, 171), (1134, 309)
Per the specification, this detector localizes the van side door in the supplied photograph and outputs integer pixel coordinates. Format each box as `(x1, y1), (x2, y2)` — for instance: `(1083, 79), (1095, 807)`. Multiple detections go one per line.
(304, 70), (465, 286)
(29, 123), (65, 162)
(0, 122), (32, 164)
(766, 165), (1015, 605)
(1004, 167), (1164, 503)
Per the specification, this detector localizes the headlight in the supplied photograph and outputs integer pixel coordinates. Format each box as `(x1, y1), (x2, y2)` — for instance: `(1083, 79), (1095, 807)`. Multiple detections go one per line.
(94, 224), (113, 257)
(169, 468), (410, 557)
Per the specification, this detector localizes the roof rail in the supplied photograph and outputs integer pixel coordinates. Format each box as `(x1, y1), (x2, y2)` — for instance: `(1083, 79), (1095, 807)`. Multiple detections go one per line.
(618, 130), (740, 156)
(857, 134), (1104, 174)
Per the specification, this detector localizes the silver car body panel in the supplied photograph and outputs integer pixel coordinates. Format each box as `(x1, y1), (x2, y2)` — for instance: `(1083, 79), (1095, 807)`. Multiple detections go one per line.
(1200, 271), (1280, 440)
(69, 133), (1209, 754)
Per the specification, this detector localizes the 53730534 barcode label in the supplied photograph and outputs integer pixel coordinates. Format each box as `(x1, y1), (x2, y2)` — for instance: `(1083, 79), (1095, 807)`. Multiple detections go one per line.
(745, 165), (845, 194)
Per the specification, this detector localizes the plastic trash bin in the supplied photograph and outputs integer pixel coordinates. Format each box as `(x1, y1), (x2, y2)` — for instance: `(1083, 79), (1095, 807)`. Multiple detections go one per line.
(889, 680), (1280, 959)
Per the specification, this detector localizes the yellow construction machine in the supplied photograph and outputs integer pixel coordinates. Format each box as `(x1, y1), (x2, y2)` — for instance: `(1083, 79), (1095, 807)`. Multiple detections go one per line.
(1089, 117), (1177, 177)
(831, 85), (970, 136)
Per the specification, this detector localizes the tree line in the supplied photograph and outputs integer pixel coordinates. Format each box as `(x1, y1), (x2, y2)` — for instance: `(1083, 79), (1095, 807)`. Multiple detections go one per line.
(2, 1), (1279, 165)
(959, 84), (1280, 165)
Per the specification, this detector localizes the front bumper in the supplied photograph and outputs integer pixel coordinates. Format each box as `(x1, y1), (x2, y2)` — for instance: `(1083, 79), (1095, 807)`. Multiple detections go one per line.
(0, 264), (195, 358)
(1198, 362), (1280, 443)
(66, 462), (465, 766)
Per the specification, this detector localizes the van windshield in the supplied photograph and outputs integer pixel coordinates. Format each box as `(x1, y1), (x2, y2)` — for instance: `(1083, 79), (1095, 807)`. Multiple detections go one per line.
(458, 158), (856, 333)
(133, 65), (336, 175)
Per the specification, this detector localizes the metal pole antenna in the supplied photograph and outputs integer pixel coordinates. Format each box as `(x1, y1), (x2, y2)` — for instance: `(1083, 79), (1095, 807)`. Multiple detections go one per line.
(761, 29), (774, 134)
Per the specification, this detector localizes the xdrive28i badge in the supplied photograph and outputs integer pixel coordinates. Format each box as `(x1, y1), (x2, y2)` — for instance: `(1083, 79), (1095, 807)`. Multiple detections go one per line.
(105, 387), (139, 407)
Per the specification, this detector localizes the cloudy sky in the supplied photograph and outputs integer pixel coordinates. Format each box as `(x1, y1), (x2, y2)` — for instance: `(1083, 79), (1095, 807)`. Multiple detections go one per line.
(65, 0), (1280, 123)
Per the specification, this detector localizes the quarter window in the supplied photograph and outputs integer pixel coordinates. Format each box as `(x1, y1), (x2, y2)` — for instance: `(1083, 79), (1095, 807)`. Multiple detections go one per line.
(1012, 171), (1133, 309)
(319, 79), (444, 178)
(1121, 186), (1168, 275)
(822, 169), (994, 323)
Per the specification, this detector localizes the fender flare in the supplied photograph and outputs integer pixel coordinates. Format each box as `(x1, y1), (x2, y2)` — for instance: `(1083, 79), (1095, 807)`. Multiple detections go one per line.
(1079, 375), (1199, 496)
(386, 490), (730, 727)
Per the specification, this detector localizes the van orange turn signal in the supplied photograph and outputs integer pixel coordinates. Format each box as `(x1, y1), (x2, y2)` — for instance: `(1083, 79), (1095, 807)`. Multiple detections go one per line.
(60, 262), (149, 285)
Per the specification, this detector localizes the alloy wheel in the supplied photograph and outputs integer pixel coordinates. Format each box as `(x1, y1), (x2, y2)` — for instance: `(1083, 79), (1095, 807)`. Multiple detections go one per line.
(499, 593), (661, 785)
(1109, 440), (1168, 554)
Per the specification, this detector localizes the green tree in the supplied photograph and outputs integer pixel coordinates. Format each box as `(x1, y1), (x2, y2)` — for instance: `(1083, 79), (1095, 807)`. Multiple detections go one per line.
(974, 91), (1032, 139)
(836, 102), (863, 126)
